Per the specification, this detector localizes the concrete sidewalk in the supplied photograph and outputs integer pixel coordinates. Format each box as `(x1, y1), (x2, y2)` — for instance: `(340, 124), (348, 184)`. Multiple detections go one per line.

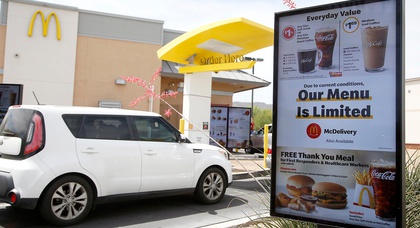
(230, 158), (270, 180)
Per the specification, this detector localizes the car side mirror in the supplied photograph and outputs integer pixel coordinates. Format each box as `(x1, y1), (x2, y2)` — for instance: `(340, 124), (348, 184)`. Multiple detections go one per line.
(178, 134), (187, 143)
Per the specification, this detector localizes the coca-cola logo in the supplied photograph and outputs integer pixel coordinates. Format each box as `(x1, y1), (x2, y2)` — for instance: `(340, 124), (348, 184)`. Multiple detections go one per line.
(371, 170), (395, 181)
(301, 58), (313, 64)
(367, 40), (383, 48)
(315, 34), (335, 42)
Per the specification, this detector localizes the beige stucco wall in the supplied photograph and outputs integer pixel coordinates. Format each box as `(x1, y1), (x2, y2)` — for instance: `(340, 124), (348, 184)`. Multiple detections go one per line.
(211, 94), (233, 106)
(159, 77), (183, 128)
(73, 36), (162, 112)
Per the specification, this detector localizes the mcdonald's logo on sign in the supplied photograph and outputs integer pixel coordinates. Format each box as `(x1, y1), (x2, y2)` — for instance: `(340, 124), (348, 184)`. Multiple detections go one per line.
(306, 123), (321, 139)
(27, 10), (61, 40)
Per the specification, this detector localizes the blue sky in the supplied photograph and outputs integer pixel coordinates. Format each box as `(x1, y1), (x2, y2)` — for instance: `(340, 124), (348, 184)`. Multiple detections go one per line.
(37, 0), (415, 104)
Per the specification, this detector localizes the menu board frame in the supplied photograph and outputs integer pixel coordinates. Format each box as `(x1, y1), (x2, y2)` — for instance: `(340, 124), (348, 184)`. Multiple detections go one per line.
(0, 84), (23, 123)
(271, 0), (404, 227)
(210, 106), (251, 150)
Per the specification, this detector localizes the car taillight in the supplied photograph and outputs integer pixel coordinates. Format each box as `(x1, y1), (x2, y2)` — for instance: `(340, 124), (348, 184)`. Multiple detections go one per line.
(8, 189), (20, 204)
(24, 113), (44, 155)
(9, 192), (17, 203)
(267, 148), (272, 155)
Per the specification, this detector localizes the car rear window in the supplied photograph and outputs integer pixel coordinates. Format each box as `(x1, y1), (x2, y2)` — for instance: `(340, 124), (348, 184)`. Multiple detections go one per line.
(0, 109), (35, 140)
(0, 108), (45, 159)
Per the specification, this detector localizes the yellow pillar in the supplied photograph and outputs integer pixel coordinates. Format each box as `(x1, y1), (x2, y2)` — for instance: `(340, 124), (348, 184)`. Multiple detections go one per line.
(179, 119), (185, 134)
(263, 124), (269, 168)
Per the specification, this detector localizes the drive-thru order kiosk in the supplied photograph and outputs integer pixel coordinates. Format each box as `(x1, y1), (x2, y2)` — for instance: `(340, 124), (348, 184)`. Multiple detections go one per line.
(271, 0), (404, 227)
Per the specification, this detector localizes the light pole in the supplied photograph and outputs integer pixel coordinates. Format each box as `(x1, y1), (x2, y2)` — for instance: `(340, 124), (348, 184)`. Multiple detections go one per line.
(244, 57), (264, 117)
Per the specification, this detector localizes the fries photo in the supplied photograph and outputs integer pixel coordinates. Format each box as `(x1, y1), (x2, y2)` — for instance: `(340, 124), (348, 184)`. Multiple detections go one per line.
(353, 169), (372, 186)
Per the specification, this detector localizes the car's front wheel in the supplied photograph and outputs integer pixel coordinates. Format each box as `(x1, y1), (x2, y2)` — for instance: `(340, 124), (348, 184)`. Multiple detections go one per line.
(195, 167), (227, 204)
(39, 176), (94, 227)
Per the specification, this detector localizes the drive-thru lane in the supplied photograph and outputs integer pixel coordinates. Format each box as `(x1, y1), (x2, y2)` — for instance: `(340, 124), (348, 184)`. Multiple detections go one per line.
(0, 176), (270, 228)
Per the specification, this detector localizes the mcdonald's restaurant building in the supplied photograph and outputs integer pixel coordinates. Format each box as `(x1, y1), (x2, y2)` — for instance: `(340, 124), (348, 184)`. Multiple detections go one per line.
(0, 0), (270, 129)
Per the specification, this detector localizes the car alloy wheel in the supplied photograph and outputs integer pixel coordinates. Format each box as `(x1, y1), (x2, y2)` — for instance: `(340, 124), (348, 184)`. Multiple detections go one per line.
(40, 176), (93, 226)
(195, 168), (227, 204)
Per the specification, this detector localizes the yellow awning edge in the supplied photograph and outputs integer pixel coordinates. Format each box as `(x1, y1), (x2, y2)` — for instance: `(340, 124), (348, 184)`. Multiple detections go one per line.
(157, 17), (274, 72)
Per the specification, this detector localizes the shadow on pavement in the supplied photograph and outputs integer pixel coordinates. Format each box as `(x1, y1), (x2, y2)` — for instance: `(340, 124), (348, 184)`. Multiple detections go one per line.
(0, 192), (251, 228)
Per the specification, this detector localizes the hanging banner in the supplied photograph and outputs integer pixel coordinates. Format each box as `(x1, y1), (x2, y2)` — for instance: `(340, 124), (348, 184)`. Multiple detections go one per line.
(271, 0), (404, 227)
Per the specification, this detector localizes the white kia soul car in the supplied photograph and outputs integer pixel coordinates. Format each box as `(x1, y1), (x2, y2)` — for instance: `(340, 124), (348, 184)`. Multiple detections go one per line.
(0, 105), (232, 226)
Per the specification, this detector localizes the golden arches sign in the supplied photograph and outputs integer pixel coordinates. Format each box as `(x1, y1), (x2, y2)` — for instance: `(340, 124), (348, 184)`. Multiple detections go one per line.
(357, 186), (375, 209)
(308, 125), (319, 135)
(27, 10), (61, 40)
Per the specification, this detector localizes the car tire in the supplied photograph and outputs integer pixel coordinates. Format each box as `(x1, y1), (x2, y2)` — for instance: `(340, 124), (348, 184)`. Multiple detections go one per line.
(244, 147), (253, 154)
(251, 147), (262, 154)
(245, 142), (254, 154)
(39, 176), (94, 227)
(195, 167), (227, 204)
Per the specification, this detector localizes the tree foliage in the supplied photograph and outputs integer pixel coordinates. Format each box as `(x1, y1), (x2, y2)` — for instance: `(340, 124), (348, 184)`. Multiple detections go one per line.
(252, 106), (272, 130)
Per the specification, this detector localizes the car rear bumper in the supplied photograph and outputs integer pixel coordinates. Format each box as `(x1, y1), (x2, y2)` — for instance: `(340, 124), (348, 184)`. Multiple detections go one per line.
(0, 171), (38, 209)
(0, 171), (14, 201)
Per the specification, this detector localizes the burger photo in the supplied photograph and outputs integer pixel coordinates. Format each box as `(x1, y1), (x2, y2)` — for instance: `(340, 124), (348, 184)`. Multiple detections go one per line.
(312, 182), (347, 209)
(286, 175), (315, 197)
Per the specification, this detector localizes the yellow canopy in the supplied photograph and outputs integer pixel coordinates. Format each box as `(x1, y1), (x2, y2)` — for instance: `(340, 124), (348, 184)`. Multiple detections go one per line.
(157, 17), (273, 73)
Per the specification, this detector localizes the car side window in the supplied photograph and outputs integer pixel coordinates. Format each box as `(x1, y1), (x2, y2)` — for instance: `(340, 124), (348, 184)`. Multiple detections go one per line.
(79, 115), (130, 140)
(132, 117), (177, 142)
(62, 114), (83, 137)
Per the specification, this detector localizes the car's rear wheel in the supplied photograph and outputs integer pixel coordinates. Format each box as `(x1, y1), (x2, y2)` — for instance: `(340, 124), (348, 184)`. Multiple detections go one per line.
(244, 147), (253, 154)
(245, 142), (254, 154)
(39, 176), (93, 227)
(251, 147), (262, 154)
(195, 168), (227, 204)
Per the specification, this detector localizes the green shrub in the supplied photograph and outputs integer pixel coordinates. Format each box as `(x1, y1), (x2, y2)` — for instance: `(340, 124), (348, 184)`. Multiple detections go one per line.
(405, 149), (420, 228)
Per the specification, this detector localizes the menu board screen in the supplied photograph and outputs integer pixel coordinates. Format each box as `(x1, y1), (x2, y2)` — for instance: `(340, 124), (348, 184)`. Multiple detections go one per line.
(0, 84), (23, 123)
(210, 106), (229, 148)
(210, 106), (251, 150)
(271, 0), (404, 227)
(227, 107), (251, 148)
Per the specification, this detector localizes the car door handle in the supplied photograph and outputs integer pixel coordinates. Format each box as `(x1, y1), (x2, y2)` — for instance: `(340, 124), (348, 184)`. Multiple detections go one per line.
(81, 147), (99, 154)
(143, 150), (156, 155)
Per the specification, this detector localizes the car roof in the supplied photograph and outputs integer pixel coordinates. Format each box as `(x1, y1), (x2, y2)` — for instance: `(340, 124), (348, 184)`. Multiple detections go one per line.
(9, 105), (161, 117)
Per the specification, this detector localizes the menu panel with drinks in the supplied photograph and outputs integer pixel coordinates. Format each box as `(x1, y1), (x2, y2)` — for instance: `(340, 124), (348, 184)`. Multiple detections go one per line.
(227, 107), (251, 148)
(272, 0), (403, 227)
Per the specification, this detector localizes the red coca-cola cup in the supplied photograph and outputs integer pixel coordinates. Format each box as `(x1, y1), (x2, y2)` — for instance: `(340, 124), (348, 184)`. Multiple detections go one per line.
(315, 28), (337, 69)
(369, 160), (397, 220)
